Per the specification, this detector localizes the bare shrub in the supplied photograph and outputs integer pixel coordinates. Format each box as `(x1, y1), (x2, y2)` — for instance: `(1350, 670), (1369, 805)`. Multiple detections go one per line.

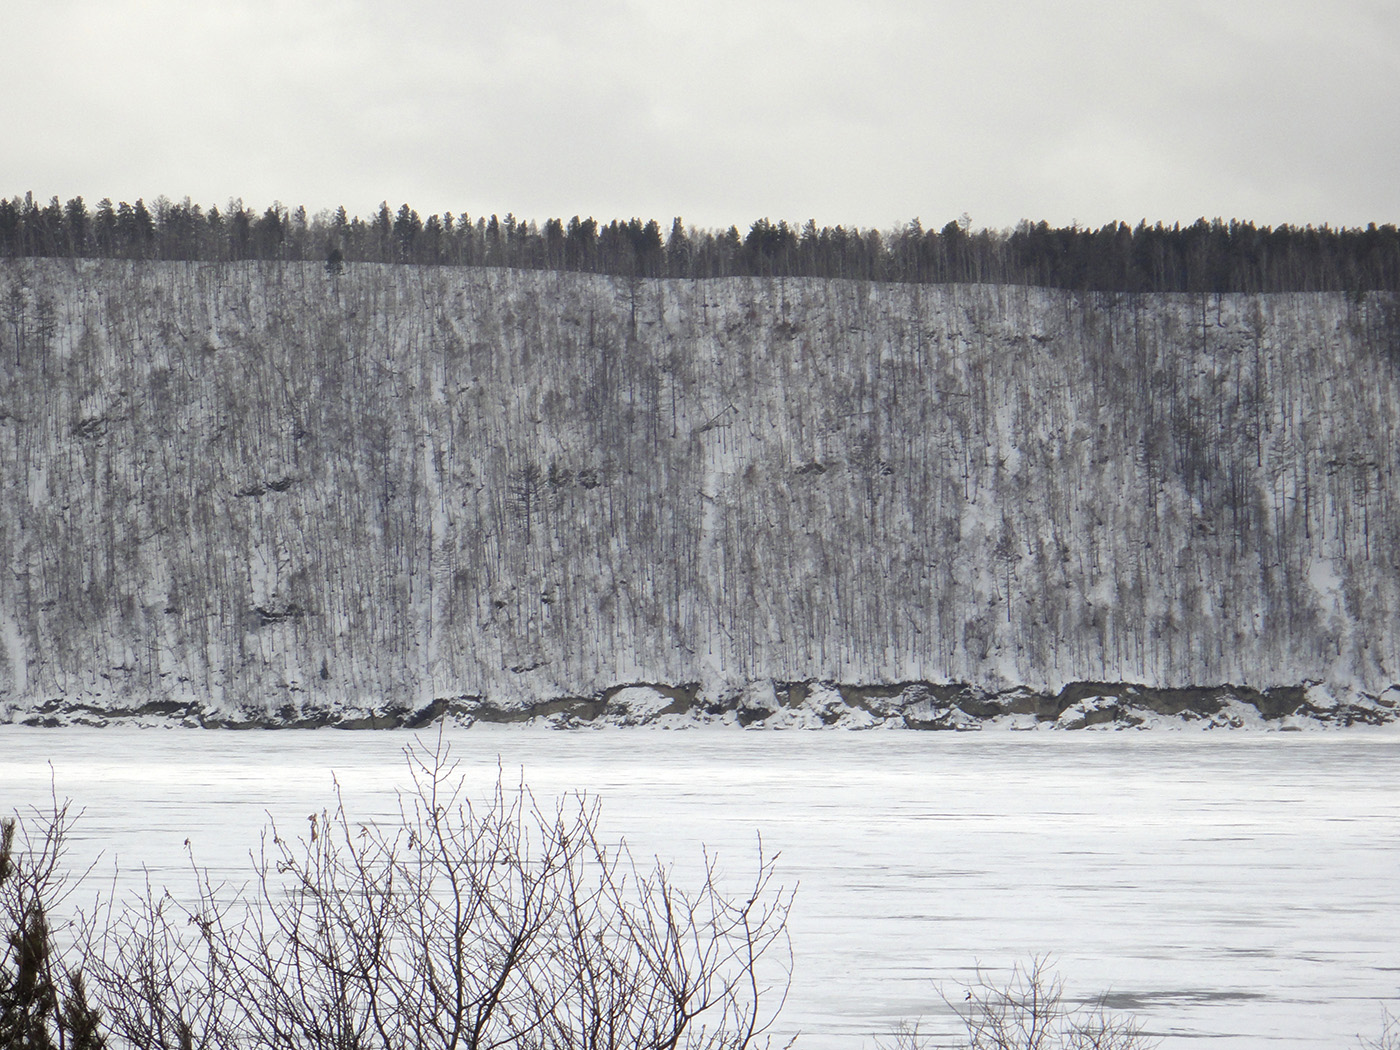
(79, 738), (793, 1050)
(1360, 1007), (1400, 1050)
(886, 957), (1154, 1050)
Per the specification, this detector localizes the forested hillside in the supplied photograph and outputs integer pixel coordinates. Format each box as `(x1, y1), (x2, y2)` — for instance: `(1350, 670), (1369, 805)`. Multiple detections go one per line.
(1, 258), (1398, 726)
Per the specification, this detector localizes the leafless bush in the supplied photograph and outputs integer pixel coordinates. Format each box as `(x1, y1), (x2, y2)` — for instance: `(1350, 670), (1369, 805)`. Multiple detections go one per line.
(885, 957), (1154, 1050)
(1360, 1007), (1400, 1050)
(79, 737), (793, 1050)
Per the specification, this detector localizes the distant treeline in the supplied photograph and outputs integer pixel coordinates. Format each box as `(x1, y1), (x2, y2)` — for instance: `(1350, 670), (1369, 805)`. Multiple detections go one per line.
(2, 190), (1398, 293)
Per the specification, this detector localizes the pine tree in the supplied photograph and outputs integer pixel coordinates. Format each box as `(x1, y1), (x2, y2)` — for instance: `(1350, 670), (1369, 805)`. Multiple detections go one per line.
(0, 817), (104, 1050)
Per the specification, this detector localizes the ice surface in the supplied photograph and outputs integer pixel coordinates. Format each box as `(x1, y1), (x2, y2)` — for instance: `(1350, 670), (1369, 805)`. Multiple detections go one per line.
(2, 728), (1397, 1050)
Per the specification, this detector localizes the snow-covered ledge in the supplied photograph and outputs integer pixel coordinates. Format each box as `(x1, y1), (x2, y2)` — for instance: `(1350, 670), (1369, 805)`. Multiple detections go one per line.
(5, 680), (1396, 731)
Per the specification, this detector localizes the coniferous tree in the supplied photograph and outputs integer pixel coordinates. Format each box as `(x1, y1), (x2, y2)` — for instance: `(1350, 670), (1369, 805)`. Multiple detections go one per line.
(228, 201), (252, 260)
(62, 199), (89, 257)
(1, 188), (1397, 291)
(372, 201), (393, 262)
(665, 217), (690, 277)
(0, 816), (104, 1050)
(393, 203), (420, 261)
(254, 205), (284, 259)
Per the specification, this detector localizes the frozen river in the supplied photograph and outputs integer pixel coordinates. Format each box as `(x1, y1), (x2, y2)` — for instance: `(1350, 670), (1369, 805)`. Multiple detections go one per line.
(2, 726), (1398, 1049)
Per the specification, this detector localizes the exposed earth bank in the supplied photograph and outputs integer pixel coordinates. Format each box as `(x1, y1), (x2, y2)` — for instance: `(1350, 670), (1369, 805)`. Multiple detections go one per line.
(7, 680), (1397, 730)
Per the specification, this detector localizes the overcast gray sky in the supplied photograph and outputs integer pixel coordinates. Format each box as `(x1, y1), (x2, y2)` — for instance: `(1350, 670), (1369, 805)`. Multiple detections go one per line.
(6, 0), (1398, 232)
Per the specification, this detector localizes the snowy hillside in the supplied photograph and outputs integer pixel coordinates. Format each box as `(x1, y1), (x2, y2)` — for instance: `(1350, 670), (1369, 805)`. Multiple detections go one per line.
(1, 259), (1398, 727)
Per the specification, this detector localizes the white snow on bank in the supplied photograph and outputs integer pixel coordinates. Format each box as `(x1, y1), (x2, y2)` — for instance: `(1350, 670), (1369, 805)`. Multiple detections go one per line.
(0, 608), (27, 695)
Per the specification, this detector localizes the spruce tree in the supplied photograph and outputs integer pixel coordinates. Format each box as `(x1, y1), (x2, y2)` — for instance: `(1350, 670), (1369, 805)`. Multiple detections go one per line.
(0, 818), (103, 1050)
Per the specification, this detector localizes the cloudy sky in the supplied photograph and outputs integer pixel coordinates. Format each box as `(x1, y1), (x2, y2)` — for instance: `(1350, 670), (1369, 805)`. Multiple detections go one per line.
(5, 0), (1398, 232)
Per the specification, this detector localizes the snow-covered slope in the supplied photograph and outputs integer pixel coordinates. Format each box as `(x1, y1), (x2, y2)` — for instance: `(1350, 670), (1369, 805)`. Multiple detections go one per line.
(1, 260), (1397, 727)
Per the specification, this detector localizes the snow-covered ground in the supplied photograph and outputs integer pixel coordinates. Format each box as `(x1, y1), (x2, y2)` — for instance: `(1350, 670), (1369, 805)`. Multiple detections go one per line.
(4, 727), (1397, 1049)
